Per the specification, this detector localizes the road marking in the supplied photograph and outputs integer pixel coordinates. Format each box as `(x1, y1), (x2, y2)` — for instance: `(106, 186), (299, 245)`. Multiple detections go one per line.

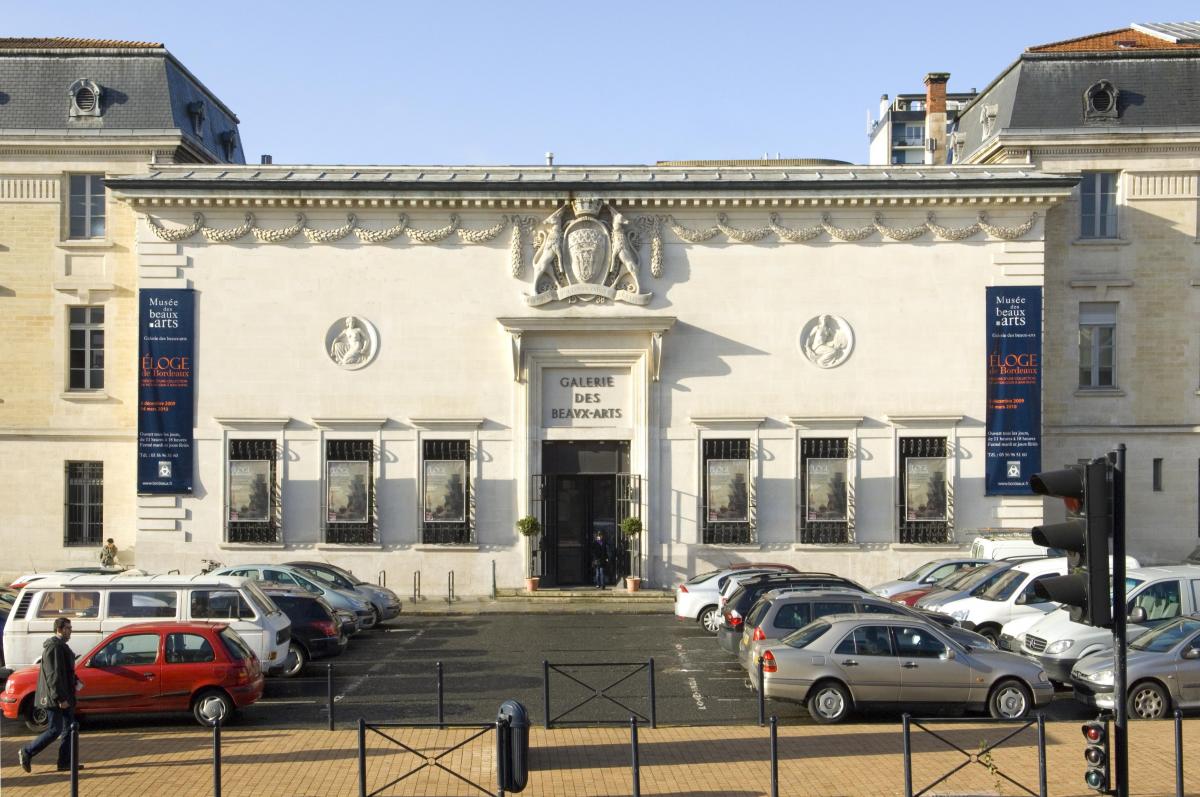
(336, 628), (423, 702)
(673, 642), (707, 711)
(257, 699), (320, 706)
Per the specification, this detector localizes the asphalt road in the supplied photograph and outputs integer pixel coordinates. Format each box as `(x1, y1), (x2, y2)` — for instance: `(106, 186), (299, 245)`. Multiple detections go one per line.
(1, 612), (1097, 736)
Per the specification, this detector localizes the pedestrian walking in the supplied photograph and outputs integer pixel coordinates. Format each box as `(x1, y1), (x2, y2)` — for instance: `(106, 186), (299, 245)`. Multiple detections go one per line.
(590, 530), (609, 589)
(18, 617), (81, 774)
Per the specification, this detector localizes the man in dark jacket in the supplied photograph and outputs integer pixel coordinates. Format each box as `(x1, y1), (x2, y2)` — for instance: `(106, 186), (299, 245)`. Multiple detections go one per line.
(18, 617), (79, 773)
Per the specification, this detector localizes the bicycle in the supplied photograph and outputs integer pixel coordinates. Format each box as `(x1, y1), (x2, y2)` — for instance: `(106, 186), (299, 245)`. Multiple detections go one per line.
(199, 558), (224, 575)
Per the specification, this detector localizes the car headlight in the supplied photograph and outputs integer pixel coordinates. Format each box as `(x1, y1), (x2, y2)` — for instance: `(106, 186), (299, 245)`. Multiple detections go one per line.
(1045, 639), (1074, 655)
(951, 609), (969, 621)
(1082, 669), (1114, 686)
(1037, 671), (1049, 683)
(4, 679), (13, 694)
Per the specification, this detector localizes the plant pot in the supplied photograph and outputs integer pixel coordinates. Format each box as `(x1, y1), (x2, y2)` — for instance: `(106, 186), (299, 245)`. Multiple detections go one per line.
(524, 576), (540, 592)
(625, 576), (642, 593)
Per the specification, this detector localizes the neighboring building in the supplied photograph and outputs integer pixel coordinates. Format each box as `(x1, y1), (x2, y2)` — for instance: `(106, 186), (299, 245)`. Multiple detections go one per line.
(868, 74), (976, 165)
(0, 38), (243, 575)
(106, 164), (1071, 591)
(952, 22), (1200, 563)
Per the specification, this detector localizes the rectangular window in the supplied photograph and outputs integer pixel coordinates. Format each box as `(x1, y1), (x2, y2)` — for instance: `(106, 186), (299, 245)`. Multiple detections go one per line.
(68, 174), (106, 238)
(1079, 302), (1116, 389)
(190, 589), (255, 620)
(68, 306), (104, 390)
(64, 461), (103, 546)
(898, 437), (951, 544)
(1080, 171), (1118, 239)
(1153, 458), (1163, 492)
(421, 439), (472, 544)
(325, 440), (375, 544)
(36, 590), (100, 618)
(109, 590), (178, 619)
(226, 439), (279, 543)
(800, 438), (851, 544)
(702, 438), (754, 544)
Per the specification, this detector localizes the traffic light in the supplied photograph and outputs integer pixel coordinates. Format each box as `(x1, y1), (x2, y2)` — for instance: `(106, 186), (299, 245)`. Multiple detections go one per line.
(1082, 719), (1109, 792)
(1029, 460), (1112, 627)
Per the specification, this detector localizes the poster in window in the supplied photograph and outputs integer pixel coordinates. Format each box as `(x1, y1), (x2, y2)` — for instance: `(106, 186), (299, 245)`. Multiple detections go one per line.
(424, 460), (466, 522)
(228, 460), (270, 522)
(327, 460), (370, 523)
(905, 457), (947, 522)
(806, 458), (848, 522)
(706, 459), (749, 522)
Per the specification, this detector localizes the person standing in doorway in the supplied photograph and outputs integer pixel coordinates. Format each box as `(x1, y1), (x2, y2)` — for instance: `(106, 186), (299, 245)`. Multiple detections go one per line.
(590, 530), (609, 590)
(18, 617), (80, 774)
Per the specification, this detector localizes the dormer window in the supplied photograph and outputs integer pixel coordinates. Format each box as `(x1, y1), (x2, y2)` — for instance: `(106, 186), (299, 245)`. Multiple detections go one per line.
(219, 130), (238, 161)
(1084, 80), (1119, 122)
(69, 78), (103, 118)
(187, 100), (206, 136)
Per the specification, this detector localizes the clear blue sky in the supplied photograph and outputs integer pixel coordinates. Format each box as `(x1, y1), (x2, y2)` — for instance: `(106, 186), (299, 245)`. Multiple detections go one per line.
(9, 1), (1199, 165)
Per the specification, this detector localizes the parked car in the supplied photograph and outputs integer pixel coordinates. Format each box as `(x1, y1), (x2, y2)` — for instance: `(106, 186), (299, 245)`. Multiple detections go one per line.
(998, 611), (1050, 653)
(970, 534), (1056, 560)
(737, 588), (991, 672)
(285, 561), (402, 624)
(1, 621), (263, 730)
(214, 565), (375, 629)
(913, 557), (1045, 610)
(717, 572), (871, 654)
(750, 614), (1053, 723)
(675, 564), (799, 633)
(259, 585), (345, 677)
(1022, 565), (1200, 683)
(1071, 615), (1200, 719)
(870, 558), (989, 599)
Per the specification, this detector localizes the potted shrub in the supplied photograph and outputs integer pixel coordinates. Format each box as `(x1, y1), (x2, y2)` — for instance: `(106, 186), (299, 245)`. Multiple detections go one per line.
(619, 516), (643, 592)
(516, 515), (541, 591)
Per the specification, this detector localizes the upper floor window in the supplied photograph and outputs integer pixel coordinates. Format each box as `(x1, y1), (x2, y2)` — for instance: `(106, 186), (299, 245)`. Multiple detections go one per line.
(68, 79), (103, 118)
(1080, 172), (1118, 239)
(68, 306), (104, 390)
(1079, 302), (1116, 389)
(69, 174), (106, 238)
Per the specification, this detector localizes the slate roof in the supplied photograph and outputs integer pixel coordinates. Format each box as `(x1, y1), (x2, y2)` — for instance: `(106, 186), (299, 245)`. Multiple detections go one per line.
(0, 38), (243, 163)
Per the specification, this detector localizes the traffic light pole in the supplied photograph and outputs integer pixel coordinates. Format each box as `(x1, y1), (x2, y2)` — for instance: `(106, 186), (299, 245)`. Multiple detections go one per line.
(1111, 445), (1128, 797)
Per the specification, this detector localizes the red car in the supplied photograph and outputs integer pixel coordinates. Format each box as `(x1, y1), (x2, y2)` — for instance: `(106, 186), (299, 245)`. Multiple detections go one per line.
(887, 586), (936, 606)
(1, 622), (263, 730)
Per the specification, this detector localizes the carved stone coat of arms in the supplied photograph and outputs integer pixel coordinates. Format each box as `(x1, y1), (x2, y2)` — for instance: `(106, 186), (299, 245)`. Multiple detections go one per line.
(527, 198), (650, 306)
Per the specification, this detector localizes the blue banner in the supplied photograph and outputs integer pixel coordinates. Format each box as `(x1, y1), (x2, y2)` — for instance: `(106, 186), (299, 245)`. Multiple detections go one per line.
(985, 286), (1042, 494)
(137, 289), (195, 494)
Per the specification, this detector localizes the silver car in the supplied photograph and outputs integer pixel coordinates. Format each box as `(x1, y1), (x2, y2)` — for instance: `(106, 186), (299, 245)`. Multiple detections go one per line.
(286, 560), (403, 624)
(215, 564), (376, 629)
(1071, 615), (1200, 719)
(750, 614), (1053, 724)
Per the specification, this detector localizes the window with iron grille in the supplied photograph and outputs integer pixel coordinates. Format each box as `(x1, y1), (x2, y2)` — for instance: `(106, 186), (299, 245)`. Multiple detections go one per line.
(68, 306), (104, 390)
(324, 440), (375, 544)
(898, 437), (951, 543)
(421, 439), (472, 544)
(226, 439), (279, 544)
(702, 438), (754, 544)
(800, 438), (852, 544)
(64, 461), (103, 546)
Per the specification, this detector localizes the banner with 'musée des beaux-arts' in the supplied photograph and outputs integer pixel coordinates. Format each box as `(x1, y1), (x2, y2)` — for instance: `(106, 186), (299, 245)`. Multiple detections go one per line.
(137, 289), (194, 494)
(985, 286), (1042, 495)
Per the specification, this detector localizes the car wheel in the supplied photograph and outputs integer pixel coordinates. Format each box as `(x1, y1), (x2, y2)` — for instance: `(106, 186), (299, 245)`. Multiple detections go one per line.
(1127, 681), (1169, 720)
(281, 641), (307, 678)
(23, 698), (49, 733)
(807, 681), (852, 724)
(699, 606), (721, 634)
(360, 608), (378, 630)
(988, 678), (1032, 720)
(977, 625), (1001, 645)
(368, 606), (382, 628)
(192, 689), (234, 727)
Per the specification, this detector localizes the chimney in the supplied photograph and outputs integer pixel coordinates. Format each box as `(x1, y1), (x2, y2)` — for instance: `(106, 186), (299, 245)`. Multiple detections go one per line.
(923, 73), (949, 165)
(260, 154), (273, 165)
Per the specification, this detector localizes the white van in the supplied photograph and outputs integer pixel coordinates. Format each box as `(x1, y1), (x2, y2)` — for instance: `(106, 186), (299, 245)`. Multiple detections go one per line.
(2, 574), (291, 673)
(1021, 564), (1200, 683)
(970, 534), (1053, 561)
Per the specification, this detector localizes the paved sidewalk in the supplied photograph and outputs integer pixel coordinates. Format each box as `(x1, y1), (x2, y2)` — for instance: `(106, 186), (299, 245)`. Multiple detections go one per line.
(1, 718), (1193, 796)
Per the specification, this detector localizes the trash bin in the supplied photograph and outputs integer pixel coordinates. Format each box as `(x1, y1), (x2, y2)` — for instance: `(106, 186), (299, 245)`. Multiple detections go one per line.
(497, 699), (530, 793)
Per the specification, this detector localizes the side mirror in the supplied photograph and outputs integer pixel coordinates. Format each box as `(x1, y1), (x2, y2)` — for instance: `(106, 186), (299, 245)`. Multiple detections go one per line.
(1015, 593), (1028, 606)
(1182, 648), (1200, 661)
(1129, 607), (1148, 624)
(942, 649), (956, 661)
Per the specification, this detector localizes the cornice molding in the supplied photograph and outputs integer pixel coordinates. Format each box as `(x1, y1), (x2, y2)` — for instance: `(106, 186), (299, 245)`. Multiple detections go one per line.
(689, 415), (767, 430)
(214, 416), (291, 431)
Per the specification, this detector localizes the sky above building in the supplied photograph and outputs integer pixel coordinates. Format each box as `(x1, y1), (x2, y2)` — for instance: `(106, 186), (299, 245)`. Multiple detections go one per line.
(8, 1), (1199, 165)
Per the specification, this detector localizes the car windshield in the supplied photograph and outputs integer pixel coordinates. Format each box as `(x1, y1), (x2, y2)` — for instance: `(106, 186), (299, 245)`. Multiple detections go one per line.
(686, 569), (721, 586)
(978, 569), (1026, 601)
(782, 620), (832, 649)
(900, 562), (937, 582)
(244, 580), (282, 616)
(746, 598), (772, 627)
(302, 567), (355, 590)
(1129, 617), (1200, 653)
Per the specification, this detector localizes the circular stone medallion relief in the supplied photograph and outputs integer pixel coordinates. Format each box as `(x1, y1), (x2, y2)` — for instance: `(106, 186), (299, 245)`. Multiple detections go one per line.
(325, 316), (380, 370)
(799, 314), (854, 369)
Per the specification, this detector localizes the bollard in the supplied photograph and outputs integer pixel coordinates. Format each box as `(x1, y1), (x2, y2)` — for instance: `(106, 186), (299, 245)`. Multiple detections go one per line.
(377, 569), (386, 588)
(648, 657), (657, 729)
(902, 714), (912, 797)
(358, 718), (367, 797)
(1037, 713), (1047, 797)
(69, 721), (79, 797)
(630, 716), (641, 797)
(327, 662), (335, 731)
(1176, 708), (1184, 797)
(413, 570), (421, 602)
(448, 570), (455, 605)
(542, 660), (551, 729)
(213, 714), (222, 797)
(436, 660), (445, 726)
(769, 715), (779, 797)
(757, 655), (766, 727)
